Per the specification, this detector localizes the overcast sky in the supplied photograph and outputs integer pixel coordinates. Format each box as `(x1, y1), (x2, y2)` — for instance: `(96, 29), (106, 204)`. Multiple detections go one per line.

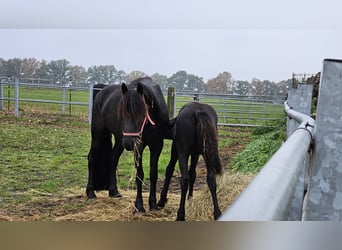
(1, 0), (342, 82)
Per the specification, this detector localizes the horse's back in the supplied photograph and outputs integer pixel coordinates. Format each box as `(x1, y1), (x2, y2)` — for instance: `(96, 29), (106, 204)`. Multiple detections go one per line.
(91, 84), (123, 133)
(178, 102), (217, 124)
(175, 102), (217, 153)
(129, 76), (158, 88)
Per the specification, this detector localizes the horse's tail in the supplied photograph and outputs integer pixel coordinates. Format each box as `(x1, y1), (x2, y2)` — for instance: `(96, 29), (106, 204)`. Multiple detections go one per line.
(93, 84), (107, 101)
(195, 111), (223, 176)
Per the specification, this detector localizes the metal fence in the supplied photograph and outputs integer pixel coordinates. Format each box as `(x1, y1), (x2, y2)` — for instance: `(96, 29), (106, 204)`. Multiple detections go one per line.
(0, 78), (94, 123)
(219, 59), (342, 221)
(173, 91), (286, 127)
(219, 101), (315, 220)
(0, 78), (286, 127)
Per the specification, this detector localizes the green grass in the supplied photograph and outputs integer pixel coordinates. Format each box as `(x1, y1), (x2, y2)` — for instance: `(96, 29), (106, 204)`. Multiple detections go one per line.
(0, 111), (252, 208)
(231, 120), (286, 173)
(0, 117), (90, 206)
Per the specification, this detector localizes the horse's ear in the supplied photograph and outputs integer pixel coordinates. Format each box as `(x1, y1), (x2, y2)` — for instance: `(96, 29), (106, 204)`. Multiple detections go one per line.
(137, 82), (144, 95)
(121, 83), (128, 94)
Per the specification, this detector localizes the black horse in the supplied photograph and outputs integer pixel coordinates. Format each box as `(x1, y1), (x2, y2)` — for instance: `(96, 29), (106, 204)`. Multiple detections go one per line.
(86, 77), (172, 213)
(158, 102), (224, 220)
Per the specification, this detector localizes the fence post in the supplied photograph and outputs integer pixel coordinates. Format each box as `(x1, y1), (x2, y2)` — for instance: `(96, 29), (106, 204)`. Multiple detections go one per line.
(286, 84), (313, 137)
(167, 86), (175, 118)
(69, 85), (72, 115)
(14, 78), (19, 118)
(286, 83), (313, 220)
(88, 82), (94, 124)
(304, 59), (342, 220)
(61, 85), (66, 114)
(0, 81), (3, 111)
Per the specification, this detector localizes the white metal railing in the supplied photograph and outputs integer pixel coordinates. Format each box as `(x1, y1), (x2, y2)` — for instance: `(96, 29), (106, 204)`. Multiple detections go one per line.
(219, 101), (315, 221)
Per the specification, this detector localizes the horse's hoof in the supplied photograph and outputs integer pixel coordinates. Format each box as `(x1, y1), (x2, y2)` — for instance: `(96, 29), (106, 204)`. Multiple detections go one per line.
(150, 205), (160, 211)
(109, 190), (122, 198)
(176, 211), (185, 221)
(133, 207), (146, 214)
(86, 190), (97, 199)
(175, 217), (185, 221)
(157, 202), (165, 209)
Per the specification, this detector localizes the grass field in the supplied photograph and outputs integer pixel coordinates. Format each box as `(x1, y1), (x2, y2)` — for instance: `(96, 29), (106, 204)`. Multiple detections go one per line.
(0, 109), (253, 209)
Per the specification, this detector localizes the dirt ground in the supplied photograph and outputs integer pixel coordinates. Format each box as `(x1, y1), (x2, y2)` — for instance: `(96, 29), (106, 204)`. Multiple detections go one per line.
(0, 129), (255, 221)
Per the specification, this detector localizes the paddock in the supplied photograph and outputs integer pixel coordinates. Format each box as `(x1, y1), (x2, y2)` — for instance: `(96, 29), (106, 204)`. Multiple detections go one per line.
(4, 62), (340, 221)
(0, 113), (254, 221)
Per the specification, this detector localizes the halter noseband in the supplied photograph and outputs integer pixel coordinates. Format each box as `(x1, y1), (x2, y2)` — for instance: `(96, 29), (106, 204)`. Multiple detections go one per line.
(122, 97), (155, 137)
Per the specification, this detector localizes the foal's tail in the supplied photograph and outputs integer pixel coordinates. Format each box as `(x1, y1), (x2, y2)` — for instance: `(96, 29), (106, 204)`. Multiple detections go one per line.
(195, 111), (223, 176)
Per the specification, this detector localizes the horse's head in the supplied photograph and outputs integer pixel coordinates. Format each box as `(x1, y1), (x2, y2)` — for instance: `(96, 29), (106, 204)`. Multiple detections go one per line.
(120, 82), (154, 151)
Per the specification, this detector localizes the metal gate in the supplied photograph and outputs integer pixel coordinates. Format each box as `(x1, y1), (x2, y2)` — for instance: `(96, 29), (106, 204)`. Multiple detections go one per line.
(173, 91), (286, 127)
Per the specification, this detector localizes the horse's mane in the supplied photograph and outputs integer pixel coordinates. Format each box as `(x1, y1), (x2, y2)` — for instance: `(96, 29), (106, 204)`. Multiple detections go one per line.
(119, 84), (146, 126)
(121, 77), (169, 127)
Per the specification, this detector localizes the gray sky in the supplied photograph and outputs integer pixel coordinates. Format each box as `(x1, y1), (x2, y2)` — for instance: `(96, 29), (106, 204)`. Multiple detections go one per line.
(1, 0), (342, 82)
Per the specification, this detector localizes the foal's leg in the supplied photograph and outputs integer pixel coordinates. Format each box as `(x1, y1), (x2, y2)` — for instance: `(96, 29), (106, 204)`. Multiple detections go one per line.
(206, 167), (222, 220)
(188, 154), (199, 199)
(158, 142), (178, 208)
(108, 141), (124, 198)
(148, 140), (163, 210)
(176, 153), (190, 221)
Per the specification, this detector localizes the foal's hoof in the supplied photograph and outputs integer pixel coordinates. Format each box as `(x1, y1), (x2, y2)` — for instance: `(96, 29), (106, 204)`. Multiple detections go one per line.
(214, 211), (222, 220)
(109, 190), (122, 198)
(157, 199), (168, 208)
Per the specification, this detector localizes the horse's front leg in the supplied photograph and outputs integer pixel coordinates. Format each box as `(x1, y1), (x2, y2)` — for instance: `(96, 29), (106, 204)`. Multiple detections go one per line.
(134, 146), (146, 213)
(149, 140), (163, 211)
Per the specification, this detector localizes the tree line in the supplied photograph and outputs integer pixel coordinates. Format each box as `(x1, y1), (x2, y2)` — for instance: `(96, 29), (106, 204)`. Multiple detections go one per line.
(0, 57), (291, 96)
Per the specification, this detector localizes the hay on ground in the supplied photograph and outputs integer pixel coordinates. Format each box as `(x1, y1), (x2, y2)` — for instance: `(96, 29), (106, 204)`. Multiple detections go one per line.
(186, 171), (255, 221)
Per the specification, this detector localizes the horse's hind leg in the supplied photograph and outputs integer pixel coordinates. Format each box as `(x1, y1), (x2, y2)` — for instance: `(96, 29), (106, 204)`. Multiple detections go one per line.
(206, 167), (221, 220)
(108, 141), (124, 198)
(86, 131), (111, 199)
(158, 142), (178, 208)
(188, 154), (199, 199)
(86, 148), (97, 199)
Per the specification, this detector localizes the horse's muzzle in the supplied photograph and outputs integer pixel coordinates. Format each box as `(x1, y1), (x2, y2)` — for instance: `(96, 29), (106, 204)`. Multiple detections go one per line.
(122, 138), (135, 151)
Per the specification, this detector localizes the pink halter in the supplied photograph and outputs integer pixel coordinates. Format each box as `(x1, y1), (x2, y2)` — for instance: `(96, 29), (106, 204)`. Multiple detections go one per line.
(122, 99), (155, 137)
